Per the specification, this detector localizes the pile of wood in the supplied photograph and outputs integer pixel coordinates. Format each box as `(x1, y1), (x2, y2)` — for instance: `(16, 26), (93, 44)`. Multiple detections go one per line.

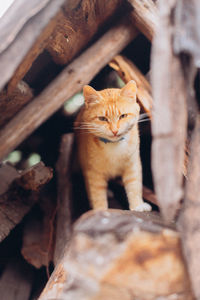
(0, 0), (200, 299)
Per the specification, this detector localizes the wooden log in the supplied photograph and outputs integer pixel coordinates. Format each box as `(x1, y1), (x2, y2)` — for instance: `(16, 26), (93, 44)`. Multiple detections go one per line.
(150, 0), (187, 221)
(21, 197), (55, 269)
(178, 116), (200, 300)
(39, 210), (193, 300)
(0, 17), (138, 162)
(109, 55), (152, 115)
(46, 0), (123, 65)
(0, 258), (34, 300)
(0, 0), (65, 91)
(0, 162), (53, 242)
(0, 81), (33, 128)
(54, 133), (74, 265)
(16, 161), (53, 191)
(128, 0), (158, 41)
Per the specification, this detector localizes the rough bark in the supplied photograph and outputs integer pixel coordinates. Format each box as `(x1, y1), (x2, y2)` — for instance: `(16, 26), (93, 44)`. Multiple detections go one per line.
(151, 0), (187, 221)
(54, 133), (74, 265)
(0, 162), (53, 242)
(109, 55), (152, 115)
(128, 0), (158, 40)
(47, 0), (123, 65)
(0, 17), (138, 162)
(0, 81), (33, 128)
(39, 210), (193, 300)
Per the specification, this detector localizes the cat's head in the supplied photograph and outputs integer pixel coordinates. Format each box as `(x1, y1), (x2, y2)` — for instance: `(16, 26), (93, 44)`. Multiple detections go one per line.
(81, 81), (140, 141)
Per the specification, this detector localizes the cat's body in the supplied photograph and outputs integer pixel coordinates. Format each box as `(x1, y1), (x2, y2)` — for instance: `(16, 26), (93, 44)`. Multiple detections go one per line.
(74, 81), (151, 211)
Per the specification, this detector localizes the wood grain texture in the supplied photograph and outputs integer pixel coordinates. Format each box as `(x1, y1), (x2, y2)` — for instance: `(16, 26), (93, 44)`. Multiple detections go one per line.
(47, 0), (123, 65)
(39, 210), (193, 300)
(54, 133), (74, 265)
(0, 81), (33, 128)
(0, 17), (138, 162)
(0, 0), (65, 91)
(178, 116), (200, 300)
(109, 55), (152, 115)
(151, 0), (187, 221)
(128, 0), (158, 40)
(6, 0), (123, 94)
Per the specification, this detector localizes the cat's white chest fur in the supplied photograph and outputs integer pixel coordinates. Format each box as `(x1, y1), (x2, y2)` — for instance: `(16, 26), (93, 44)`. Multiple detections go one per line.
(100, 136), (137, 178)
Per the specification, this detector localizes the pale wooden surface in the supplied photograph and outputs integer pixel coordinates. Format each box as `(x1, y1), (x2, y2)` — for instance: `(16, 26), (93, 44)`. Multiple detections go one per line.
(0, 17), (138, 162)
(128, 0), (158, 40)
(151, 0), (187, 222)
(0, 0), (65, 91)
(39, 210), (193, 300)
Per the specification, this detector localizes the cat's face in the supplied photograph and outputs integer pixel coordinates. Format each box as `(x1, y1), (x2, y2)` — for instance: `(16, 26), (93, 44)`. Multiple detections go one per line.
(81, 81), (140, 141)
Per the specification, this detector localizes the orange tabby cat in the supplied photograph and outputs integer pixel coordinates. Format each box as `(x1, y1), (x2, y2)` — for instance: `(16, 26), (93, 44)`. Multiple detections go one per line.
(74, 80), (151, 212)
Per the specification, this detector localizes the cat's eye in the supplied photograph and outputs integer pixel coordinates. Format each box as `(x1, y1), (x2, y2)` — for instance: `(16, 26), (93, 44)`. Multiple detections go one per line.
(98, 116), (108, 122)
(119, 114), (128, 119)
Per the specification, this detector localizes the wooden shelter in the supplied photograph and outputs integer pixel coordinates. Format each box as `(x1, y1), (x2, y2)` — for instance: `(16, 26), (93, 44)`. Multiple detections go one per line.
(0, 0), (199, 299)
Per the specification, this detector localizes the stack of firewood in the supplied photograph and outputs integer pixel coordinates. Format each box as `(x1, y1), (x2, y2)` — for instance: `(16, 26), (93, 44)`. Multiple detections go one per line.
(0, 0), (200, 299)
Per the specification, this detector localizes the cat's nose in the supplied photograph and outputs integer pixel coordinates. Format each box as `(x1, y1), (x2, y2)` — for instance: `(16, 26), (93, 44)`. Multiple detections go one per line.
(112, 130), (118, 136)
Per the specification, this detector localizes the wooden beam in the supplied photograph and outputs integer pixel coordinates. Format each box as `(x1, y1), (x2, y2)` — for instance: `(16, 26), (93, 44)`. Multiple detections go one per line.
(109, 55), (152, 115)
(0, 0), (65, 91)
(46, 0), (123, 65)
(0, 17), (138, 162)
(128, 0), (158, 40)
(151, 0), (187, 221)
(54, 133), (74, 265)
(39, 210), (193, 300)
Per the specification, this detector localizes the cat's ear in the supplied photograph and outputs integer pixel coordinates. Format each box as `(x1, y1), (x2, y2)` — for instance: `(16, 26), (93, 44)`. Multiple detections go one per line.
(120, 80), (137, 102)
(83, 85), (101, 107)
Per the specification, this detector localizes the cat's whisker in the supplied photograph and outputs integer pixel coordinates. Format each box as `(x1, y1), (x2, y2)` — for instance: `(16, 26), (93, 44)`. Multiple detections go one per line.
(137, 118), (150, 124)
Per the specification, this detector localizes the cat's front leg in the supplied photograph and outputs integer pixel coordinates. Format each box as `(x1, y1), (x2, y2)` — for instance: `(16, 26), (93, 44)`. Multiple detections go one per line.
(122, 163), (151, 212)
(84, 171), (108, 210)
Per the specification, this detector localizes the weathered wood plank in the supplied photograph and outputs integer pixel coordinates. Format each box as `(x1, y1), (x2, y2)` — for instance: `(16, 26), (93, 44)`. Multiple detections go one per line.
(0, 17), (138, 162)
(0, 0), (65, 91)
(109, 55), (152, 115)
(151, 0), (187, 221)
(54, 133), (74, 265)
(128, 0), (158, 40)
(39, 210), (193, 300)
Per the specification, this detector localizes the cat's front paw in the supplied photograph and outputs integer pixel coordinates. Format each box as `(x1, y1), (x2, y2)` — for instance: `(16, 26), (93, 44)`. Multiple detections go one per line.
(131, 202), (152, 212)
